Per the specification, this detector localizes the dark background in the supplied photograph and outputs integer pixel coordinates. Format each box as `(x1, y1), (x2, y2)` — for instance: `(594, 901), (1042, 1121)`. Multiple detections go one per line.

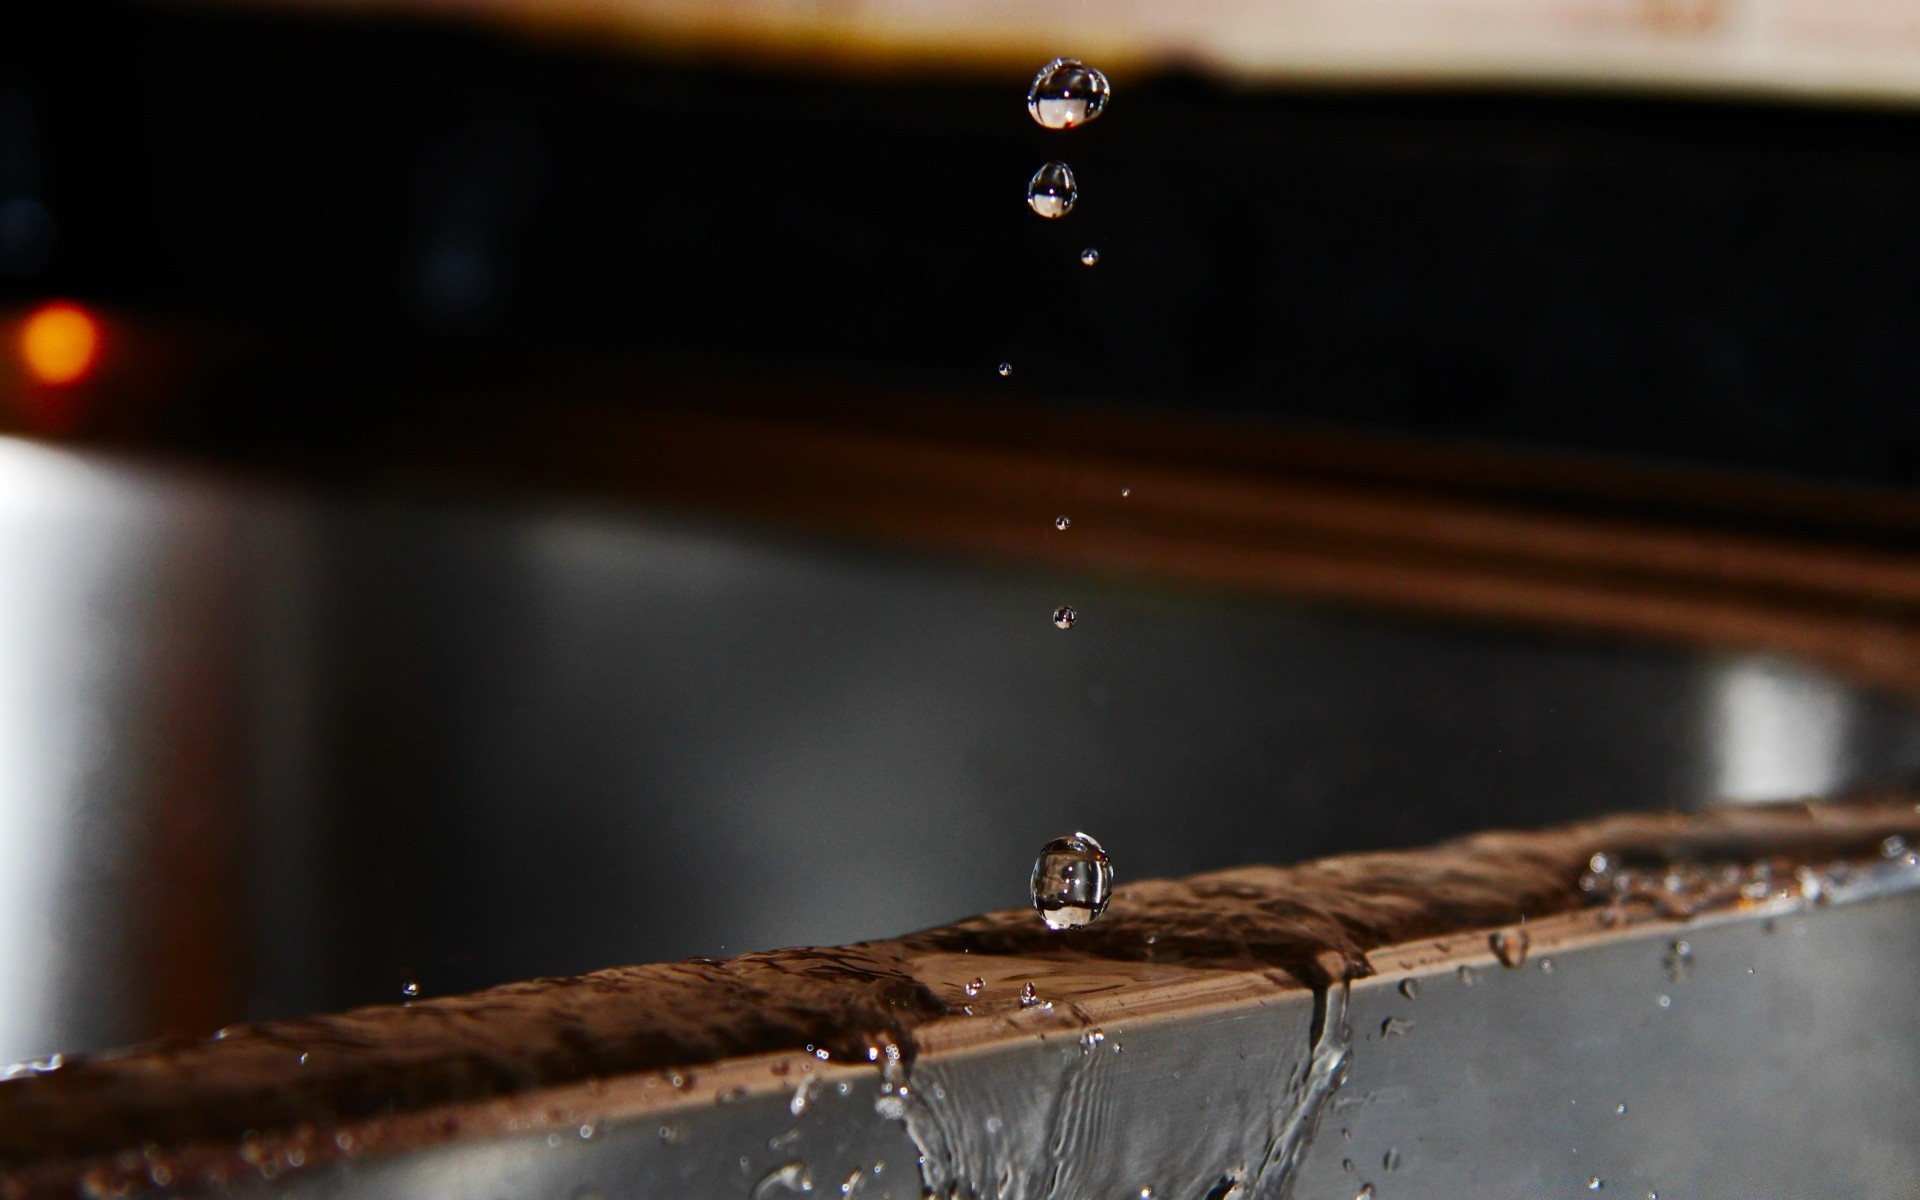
(10, 1), (1920, 480)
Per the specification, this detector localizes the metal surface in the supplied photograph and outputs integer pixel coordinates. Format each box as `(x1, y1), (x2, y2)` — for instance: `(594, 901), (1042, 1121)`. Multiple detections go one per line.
(214, 864), (1920, 1200)
(5, 434), (1920, 1067)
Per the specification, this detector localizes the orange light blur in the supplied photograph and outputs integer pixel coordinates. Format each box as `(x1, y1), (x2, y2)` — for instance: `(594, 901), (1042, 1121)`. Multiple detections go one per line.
(20, 303), (103, 387)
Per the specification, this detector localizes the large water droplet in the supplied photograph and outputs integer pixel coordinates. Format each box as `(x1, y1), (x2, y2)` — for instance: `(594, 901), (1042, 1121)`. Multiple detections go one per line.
(1027, 162), (1078, 218)
(1030, 831), (1113, 929)
(1027, 59), (1111, 130)
(1490, 928), (1530, 968)
(1053, 605), (1077, 630)
(754, 1162), (814, 1198)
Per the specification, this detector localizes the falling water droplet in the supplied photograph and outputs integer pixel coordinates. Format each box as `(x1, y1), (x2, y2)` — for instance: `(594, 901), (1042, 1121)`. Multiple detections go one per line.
(1027, 59), (1111, 130)
(1052, 605), (1077, 630)
(1080, 248), (1100, 267)
(1027, 162), (1078, 219)
(400, 981), (420, 998)
(997, 362), (1012, 377)
(964, 977), (984, 997)
(753, 1162), (815, 1199)
(1055, 516), (1070, 531)
(1398, 978), (1419, 1000)
(1030, 831), (1113, 928)
(1490, 928), (1530, 968)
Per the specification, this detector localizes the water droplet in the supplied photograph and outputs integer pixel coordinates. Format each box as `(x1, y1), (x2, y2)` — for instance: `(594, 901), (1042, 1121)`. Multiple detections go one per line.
(1120, 486), (1131, 497)
(1356, 1185), (1375, 1199)
(1398, 978), (1419, 1000)
(964, 977), (984, 997)
(1080, 248), (1100, 267)
(1027, 162), (1078, 219)
(1054, 516), (1071, 531)
(1379, 1017), (1412, 1038)
(1383, 1148), (1401, 1172)
(297, 1052), (309, 1066)
(1589, 852), (1612, 874)
(1662, 940), (1692, 982)
(790, 1077), (816, 1116)
(1588, 1177), (1604, 1191)
(1027, 59), (1111, 130)
(1657, 993), (1672, 1009)
(997, 362), (1012, 377)
(578, 1123), (596, 1140)
(1615, 1103), (1628, 1115)
(1490, 927), (1530, 968)
(1342, 1159), (1354, 1172)
(1019, 981), (1041, 1007)
(1137, 1189), (1153, 1200)
(400, 981), (420, 998)
(984, 1115), (1003, 1134)
(1052, 605), (1077, 630)
(1079, 1028), (1107, 1051)
(1457, 965), (1476, 986)
(1883, 835), (1908, 859)
(1539, 957), (1555, 974)
(753, 1162), (814, 1198)
(1030, 831), (1112, 928)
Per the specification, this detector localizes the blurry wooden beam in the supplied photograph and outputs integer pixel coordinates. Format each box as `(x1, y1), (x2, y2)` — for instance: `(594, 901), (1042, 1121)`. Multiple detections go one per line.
(225, 0), (1920, 107)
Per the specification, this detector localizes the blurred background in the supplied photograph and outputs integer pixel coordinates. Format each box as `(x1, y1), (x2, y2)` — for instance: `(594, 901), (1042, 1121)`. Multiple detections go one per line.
(12, 0), (1920, 1069)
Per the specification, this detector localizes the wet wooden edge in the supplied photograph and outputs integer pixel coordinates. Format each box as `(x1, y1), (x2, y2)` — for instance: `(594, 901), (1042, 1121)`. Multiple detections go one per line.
(5, 798), (1919, 1198)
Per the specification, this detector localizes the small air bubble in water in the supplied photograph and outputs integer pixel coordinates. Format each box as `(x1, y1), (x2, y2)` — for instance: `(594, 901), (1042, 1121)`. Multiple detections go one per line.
(1053, 605), (1077, 630)
(400, 981), (420, 998)
(1081, 248), (1099, 267)
(1027, 162), (1078, 219)
(1055, 516), (1070, 531)
(1027, 59), (1111, 130)
(1031, 832), (1113, 929)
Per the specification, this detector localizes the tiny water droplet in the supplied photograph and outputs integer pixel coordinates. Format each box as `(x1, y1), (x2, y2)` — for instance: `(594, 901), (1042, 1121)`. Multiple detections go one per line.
(1539, 957), (1555, 974)
(790, 1077), (816, 1116)
(1398, 978), (1419, 1000)
(1588, 1177), (1604, 1191)
(1490, 928), (1530, 968)
(1615, 1102), (1628, 1115)
(1380, 1017), (1412, 1038)
(1019, 981), (1041, 1007)
(1079, 1028), (1107, 1052)
(1080, 248), (1100, 266)
(1383, 1148), (1401, 1172)
(1356, 1185), (1375, 1199)
(400, 981), (419, 998)
(1663, 940), (1692, 982)
(1457, 965), (1475, 986)
(1883, 835), (1908, 859)
(1027, 59), (1111, 130)
(297, 1052), (309, 1065)
(1031, 831), (1112, 928)
(1027, 162), (1078, 219)
(1657, 993), (1672, 1009)
(1054, 516), (1070, 531)
(964, 977), (984, 996)
(753, 1162), (815, 1199)
(1120, 486), (1131, 497)
(578, 1123), (596, 1140)
(1053, 605), (1077, 630)
(997, 362), (1012, 377)
(1342, 1159), (1354, 1173)
(1589, 852), (1612, 874)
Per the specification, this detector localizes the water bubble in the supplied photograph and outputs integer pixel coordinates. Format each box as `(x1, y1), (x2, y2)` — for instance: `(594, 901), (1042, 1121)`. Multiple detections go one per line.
(1019, 981), (1042, 1007)
(578, 1123), (596, 1140)
(964, 977), (984, 997)
(1080, 248), (1100, 266)
(1398, 978), (1419, 1000)
(1030, 831), (1112, 928)
(754, 1162), (814, 1198)
(1490, 928), (1530, 968)
(1657, 994), (1672, 1009)
(1027, 59), (1111, 130)
(1662, 940), (1692, 982)
(997, 362), (1012, 377)
(1027, 162), (1078, 219)
(400, 981), (420, 998)
(1052, 605), (1077, 630)
(1882, 835), (1908, 859)
(1055, 516), (1071, 531)
(1379, 1017), (1412, 1038)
